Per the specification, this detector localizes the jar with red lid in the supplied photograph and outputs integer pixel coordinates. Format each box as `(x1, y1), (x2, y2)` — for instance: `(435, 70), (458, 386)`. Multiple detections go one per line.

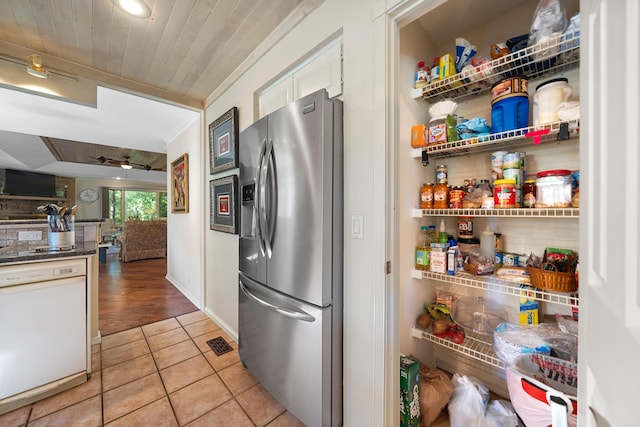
(433, 183), (449, 209)
(535, 170), (572, 208)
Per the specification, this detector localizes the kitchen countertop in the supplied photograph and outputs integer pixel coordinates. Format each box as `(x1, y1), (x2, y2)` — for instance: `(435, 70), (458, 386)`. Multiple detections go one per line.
(0, 241), (98, 264)
(0, 219), (104, 225)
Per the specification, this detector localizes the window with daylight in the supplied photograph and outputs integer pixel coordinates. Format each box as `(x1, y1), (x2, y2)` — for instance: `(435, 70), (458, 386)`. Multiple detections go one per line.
(107, 188), (167, 224)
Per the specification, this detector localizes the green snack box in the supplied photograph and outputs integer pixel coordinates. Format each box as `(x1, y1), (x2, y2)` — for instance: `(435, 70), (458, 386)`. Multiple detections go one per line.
(400, 355), (421, 427)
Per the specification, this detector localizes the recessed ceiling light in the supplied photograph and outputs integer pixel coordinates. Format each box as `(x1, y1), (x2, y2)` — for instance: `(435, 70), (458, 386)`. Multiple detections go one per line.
(113, 0), (151, 18)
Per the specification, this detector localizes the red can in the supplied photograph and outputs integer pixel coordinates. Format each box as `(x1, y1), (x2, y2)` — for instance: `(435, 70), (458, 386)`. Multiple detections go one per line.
(449, 186), (465, 209)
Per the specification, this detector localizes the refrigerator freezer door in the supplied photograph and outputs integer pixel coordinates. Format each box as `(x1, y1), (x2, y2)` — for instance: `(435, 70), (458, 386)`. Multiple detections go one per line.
(238, 272), (339, 427)
(239, 116), (268, 284)
(264, 90), (342, 307)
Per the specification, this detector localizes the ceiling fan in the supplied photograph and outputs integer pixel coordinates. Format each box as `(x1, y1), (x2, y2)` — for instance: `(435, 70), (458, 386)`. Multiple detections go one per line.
(90, 155), (160, 171)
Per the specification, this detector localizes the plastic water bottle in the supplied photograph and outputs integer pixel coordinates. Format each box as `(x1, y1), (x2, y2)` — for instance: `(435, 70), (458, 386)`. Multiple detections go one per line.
(480, 225), (496, 261)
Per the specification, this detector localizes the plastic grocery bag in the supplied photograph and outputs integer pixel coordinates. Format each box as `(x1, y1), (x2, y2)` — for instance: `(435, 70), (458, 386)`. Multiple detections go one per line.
(448, 374), (489, 427)
(529, 0), (568, 46)
(485, 400), (517, 427)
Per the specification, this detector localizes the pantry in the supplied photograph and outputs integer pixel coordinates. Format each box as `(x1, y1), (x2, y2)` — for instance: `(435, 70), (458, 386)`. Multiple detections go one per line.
(395, 0), (581, 424)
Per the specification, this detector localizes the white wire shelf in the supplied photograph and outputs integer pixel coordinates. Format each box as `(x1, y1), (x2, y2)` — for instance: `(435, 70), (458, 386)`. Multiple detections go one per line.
(411, 269), (579, 307)
(410, 119), (580, 160)
(412, 326), (506, 370)
(411, 207), (579, 218)
(418, 32), (580, 103)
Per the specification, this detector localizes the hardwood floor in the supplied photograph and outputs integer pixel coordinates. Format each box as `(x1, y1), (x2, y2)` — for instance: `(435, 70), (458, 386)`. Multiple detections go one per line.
(98, 254), (198, 336)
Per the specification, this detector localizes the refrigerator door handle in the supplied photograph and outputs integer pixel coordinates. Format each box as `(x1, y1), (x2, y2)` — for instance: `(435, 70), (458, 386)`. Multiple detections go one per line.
(260, 138), (274, 257)
(264, 138), (277, 252)
(239, 280), (315, 322)
(255, 139), (268, 256)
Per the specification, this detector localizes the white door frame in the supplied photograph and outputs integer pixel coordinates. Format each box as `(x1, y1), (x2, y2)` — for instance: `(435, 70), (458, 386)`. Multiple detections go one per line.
(374, 1), (449, 425)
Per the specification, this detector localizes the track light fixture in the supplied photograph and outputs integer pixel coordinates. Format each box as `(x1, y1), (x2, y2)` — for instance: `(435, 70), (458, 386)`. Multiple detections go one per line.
(26, 53), (49, 79)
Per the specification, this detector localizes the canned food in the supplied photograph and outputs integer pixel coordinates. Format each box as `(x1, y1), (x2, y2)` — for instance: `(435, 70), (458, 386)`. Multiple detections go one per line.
(464, 178), (477, 192)
(502, 253), (519, 266)
(436, 164), (448, 184)
(503, 152), (520, 169)
(449, 186), (465, 208)
(491, 151), (508, 181)
(502, 168), (522, 186)
(493, 179), (516, 208)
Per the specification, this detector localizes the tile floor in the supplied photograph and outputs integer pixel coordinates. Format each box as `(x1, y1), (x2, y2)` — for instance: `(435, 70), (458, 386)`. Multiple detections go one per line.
(0, 311), (305, 427)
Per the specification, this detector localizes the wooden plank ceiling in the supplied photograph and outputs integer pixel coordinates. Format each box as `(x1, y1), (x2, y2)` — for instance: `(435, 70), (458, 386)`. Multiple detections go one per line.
(0, 0), (318, 169)
(0, 0), (307, 105)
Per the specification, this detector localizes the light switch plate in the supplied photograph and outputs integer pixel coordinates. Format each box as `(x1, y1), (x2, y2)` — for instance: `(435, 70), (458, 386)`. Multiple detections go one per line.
(351, 215), (364, 239)
(18, 231), (43, 241)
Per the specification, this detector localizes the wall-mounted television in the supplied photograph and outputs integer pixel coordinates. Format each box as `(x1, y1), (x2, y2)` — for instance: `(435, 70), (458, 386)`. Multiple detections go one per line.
(4, 169), (56, 197)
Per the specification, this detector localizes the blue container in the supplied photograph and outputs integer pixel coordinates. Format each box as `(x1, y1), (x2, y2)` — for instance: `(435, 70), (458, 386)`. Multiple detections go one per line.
(491, 77), (529, 134)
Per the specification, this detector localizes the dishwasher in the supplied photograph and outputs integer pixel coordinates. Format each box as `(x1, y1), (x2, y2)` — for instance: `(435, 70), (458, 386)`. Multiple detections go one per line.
(0, 258), (89, 415)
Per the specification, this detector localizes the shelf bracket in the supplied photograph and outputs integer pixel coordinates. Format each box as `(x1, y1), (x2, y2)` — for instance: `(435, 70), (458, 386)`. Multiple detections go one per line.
(525, 129), (550, 145)
(421, 150), (429, 167)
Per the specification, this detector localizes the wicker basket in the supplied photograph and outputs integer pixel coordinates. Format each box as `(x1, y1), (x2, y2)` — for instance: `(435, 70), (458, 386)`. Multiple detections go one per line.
(527, 264), (577, 292)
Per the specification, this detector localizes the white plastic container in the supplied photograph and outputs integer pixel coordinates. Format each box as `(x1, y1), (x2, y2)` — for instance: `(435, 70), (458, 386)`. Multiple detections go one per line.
(535, 170), (572, 208)
(534, 78), (572, 125)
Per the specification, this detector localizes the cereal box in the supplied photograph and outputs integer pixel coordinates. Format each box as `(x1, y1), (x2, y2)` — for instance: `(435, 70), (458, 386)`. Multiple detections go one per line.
(400, 355), (421, 427)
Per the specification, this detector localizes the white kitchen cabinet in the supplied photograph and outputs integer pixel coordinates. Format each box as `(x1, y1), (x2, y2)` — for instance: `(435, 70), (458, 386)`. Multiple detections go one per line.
(258, 39), (342, 118)
(397, 0), (581, 399)
(0, 257), (90, 415)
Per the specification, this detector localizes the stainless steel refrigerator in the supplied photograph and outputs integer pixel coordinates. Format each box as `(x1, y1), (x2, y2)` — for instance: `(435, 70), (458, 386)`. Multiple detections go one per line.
(238, 89), (343, 427)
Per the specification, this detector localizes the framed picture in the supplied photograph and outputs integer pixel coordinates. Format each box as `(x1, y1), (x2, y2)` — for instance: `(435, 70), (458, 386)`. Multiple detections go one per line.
(209, 106), (239, 174)
(171, 153), (189, 213)
(210, 175), (238, 234)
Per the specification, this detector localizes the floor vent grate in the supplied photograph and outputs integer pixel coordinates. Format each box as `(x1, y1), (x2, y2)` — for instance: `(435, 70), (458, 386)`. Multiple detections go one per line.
(206, 336), (233, 356)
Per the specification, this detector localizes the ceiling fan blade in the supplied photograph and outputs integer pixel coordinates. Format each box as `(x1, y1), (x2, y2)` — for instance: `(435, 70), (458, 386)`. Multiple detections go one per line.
(89, 155), (109, 164)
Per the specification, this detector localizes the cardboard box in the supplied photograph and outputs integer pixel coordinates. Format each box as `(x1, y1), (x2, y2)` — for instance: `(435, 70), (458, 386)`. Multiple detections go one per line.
(430, 250), (447, 274)
(400, 355), (421, 427)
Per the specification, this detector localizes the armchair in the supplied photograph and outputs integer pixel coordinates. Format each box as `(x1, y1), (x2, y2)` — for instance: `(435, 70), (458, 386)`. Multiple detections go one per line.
(117, 219), (167, 262)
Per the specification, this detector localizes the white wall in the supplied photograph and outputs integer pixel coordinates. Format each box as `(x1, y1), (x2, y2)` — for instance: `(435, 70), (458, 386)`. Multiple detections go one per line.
(166, 116), (204, 308)
(203, 0), (381, 424)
